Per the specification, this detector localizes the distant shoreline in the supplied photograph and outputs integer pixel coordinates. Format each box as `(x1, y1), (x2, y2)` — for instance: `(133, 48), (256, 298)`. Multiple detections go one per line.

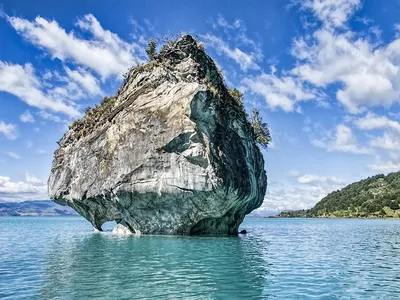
(0, 200), (78, 217)
(0, 215), (79, 217)
(270, 216), (400, 219)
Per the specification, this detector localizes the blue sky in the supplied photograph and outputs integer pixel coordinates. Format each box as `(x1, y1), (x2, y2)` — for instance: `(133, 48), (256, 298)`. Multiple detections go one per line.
(1, 0), (400, 214)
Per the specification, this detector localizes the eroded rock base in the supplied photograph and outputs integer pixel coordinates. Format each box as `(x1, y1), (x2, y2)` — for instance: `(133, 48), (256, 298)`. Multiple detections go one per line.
(112, 223), (141, 236)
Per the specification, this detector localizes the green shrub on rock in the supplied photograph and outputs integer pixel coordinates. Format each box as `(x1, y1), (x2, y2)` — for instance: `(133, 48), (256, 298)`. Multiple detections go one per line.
(146, 40), (156, 60)
(250, 108), (271, 149)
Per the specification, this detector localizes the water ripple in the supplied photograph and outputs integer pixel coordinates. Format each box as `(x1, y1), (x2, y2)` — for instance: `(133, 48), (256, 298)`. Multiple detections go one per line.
(1, 217), (400, 299)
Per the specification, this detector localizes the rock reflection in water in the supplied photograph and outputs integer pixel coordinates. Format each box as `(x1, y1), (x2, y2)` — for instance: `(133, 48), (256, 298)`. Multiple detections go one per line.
(39, 232), (269, 299)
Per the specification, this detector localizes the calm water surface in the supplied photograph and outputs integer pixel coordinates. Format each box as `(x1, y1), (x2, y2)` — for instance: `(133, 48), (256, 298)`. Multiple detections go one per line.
(1, 217), (400, 299)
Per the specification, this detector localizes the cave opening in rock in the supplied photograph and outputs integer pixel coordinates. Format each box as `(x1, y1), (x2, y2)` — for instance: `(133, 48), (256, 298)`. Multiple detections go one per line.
(101, 220), (117, 232)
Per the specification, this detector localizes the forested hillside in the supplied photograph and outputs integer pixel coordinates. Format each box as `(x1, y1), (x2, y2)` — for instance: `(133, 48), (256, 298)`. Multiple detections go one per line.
(279, 171), (400, 218)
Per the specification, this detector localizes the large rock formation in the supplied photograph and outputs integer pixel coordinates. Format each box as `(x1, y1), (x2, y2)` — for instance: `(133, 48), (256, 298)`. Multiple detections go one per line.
(48, 35), (267, 235)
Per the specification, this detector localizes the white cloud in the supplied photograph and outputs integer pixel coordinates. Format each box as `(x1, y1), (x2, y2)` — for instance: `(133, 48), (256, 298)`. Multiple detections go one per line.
(355, 113), (400, 159)
(312, 124), (371, 154)
(0, 121), (17, 140)
(211, 15), (262, 53)
(201, 34), (260, 71)
(368, 160), (400, 173)
(3, 14), (149, 118)
(8, 14), (144, 78)
(36, 149), (47, 154)
(37, 111), (64, 123)
(211, 15), (241, 31)
(242, 69), (316, 112)
(297, 174), (346, 184)
(7, 152), (20, 159)
(25, 174), (43, 184)
(130, 19), (151, 43)
(0, 175), (48, 201)
(299, 0), (361, 29)
(253, 170), (348, 214)
(254, 177), (346, 213)
(355, 112), (400, 132)
(64, 67), (102, 96)
(291, 28), (400, 113)
(251, 1), (400, 114)
(20, 110), (35, 123)
(0, 62), (80, 117)
(369, 131), (400, 151)
(43, 68), (102, 103)
(204, 16), (263, 73)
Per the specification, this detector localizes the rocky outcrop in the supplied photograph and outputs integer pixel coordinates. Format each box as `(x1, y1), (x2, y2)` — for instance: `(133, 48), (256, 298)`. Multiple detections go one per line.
(48, 35), (267, 235)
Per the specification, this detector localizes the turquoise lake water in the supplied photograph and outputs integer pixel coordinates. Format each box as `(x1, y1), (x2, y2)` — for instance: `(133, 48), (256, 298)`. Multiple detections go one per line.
(1, 217), (400, 299)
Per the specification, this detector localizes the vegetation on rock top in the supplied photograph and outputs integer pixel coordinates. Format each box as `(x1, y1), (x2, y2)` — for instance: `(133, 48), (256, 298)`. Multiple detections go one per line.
(64, 96), (117, 143)
(62, 35), (271, 150)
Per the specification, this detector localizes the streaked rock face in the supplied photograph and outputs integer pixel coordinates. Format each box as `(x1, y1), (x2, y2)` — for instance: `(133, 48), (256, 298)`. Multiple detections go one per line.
(48, 35), (267, 235)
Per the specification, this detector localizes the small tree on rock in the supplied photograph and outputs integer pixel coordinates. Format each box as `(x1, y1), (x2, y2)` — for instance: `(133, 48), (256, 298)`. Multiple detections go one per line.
(146, 40), (156, 60)
(250, 108), (271, 149)
(84, 106), (92, 114)
(229, 88), (244, 110)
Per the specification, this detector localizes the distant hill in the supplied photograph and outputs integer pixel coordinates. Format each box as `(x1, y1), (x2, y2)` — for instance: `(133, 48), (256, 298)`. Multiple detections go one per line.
(0, 200), (78, 216)
(279, 171), (400, 218)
